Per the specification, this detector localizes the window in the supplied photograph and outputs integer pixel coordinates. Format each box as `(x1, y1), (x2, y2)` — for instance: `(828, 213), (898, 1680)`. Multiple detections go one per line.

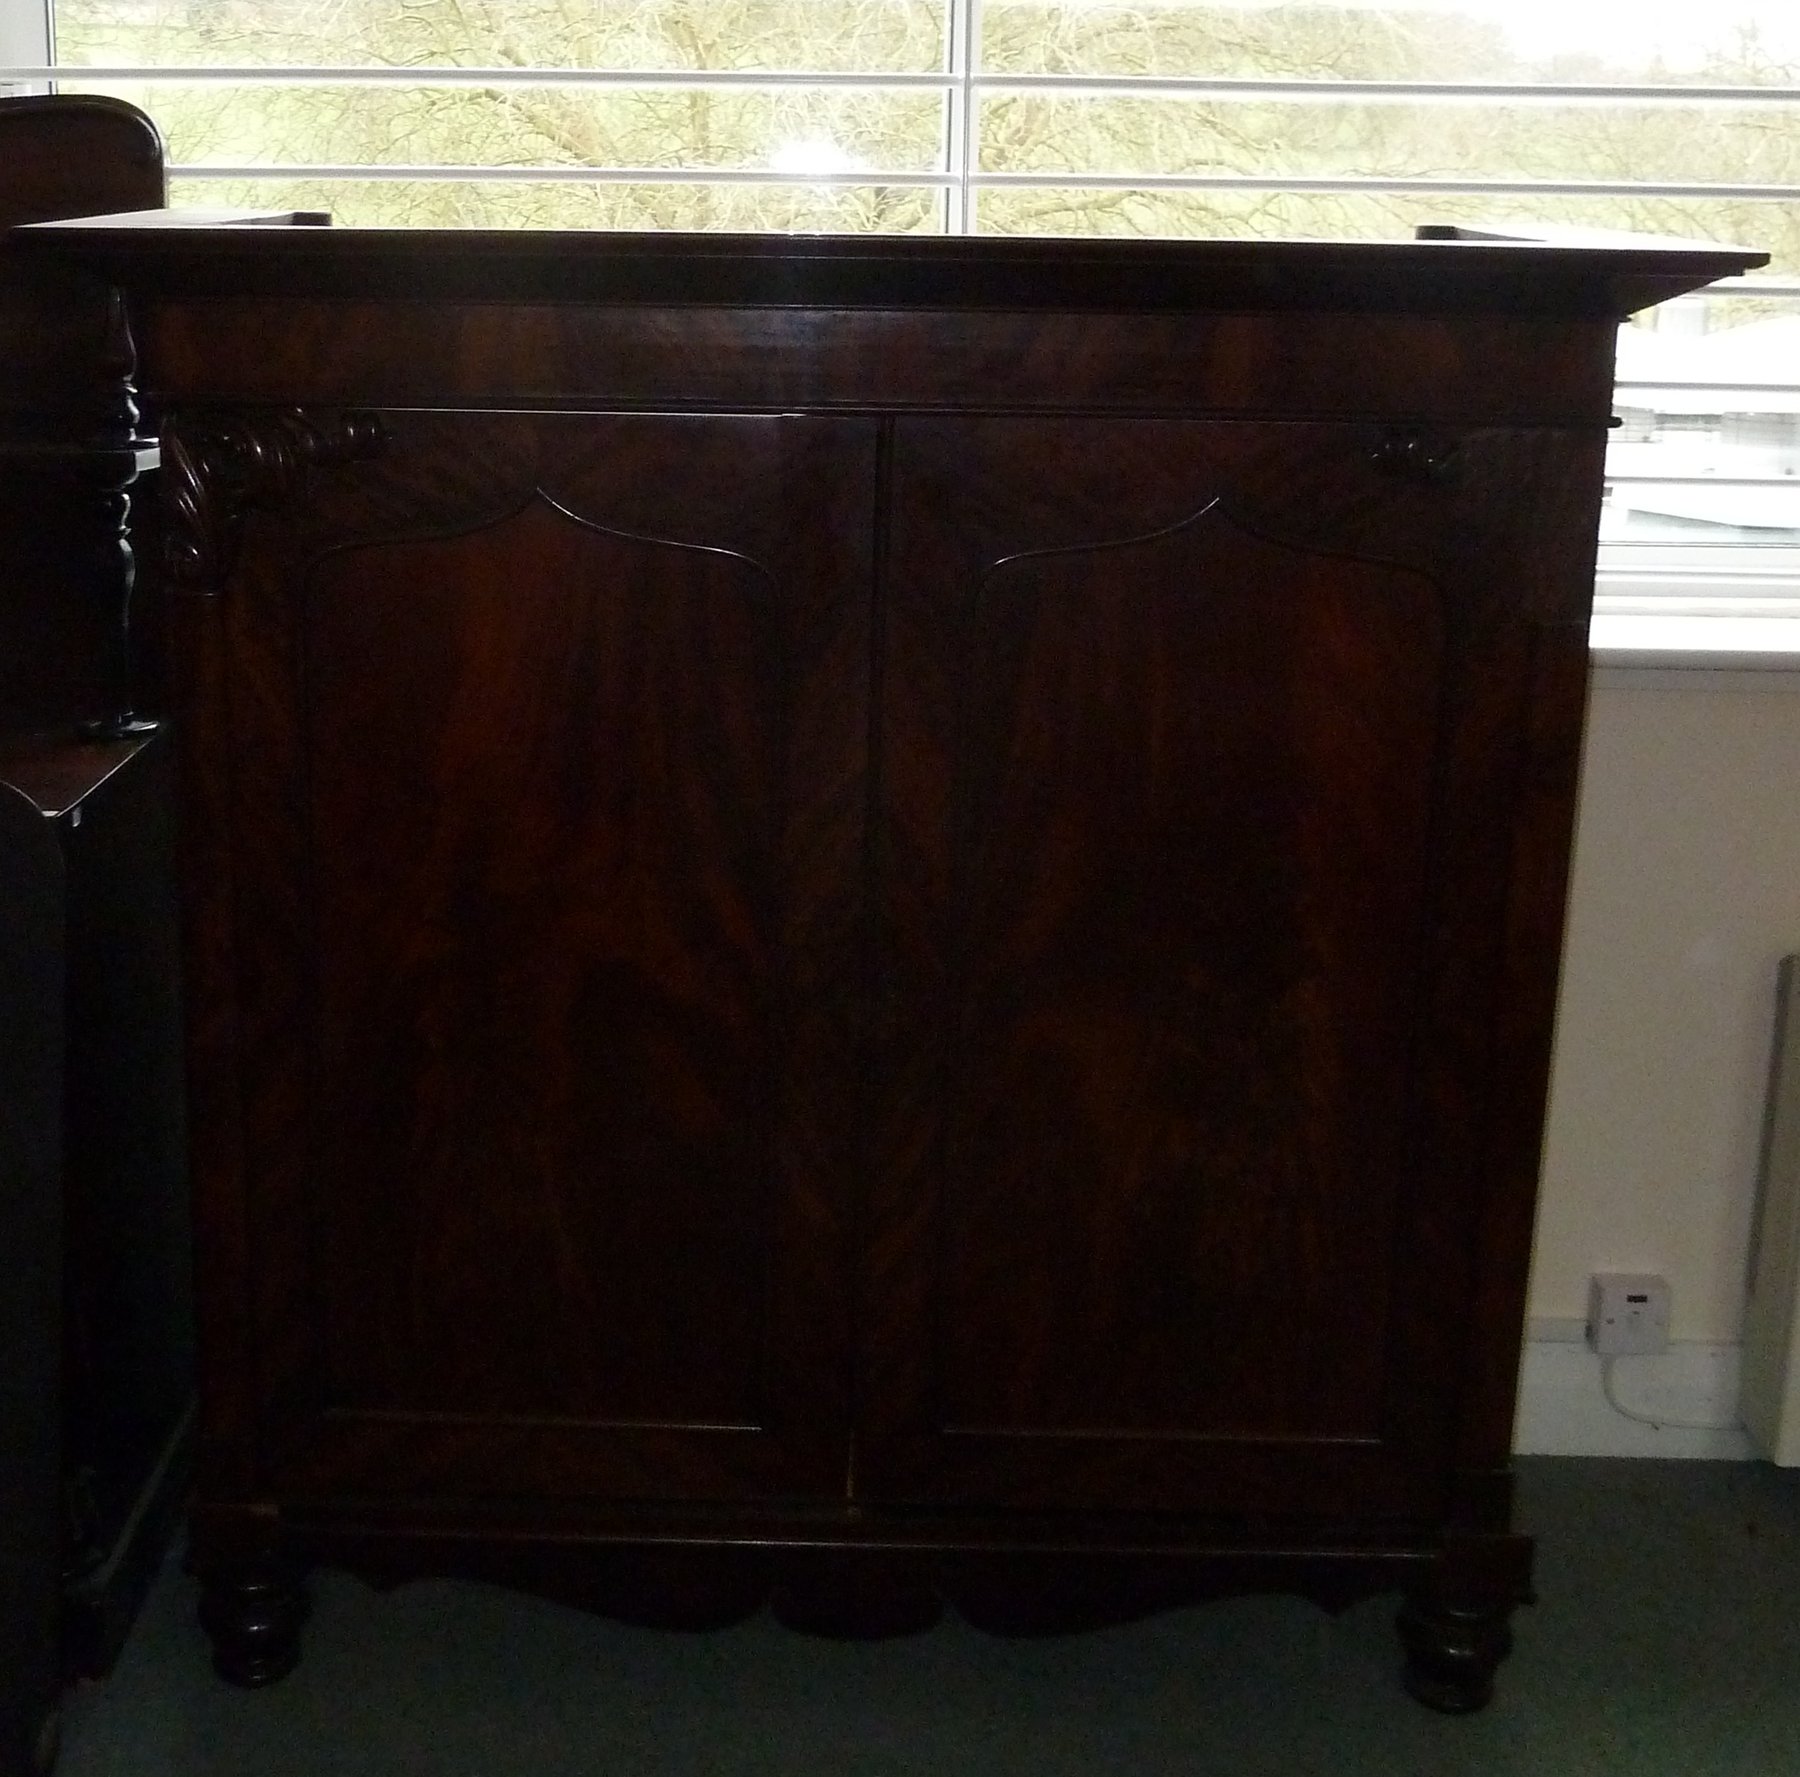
(7, 0), (1800, 622)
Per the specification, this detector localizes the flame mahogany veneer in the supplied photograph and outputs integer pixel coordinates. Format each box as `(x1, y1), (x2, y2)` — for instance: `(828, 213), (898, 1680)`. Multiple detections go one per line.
(22, 220), (1763, 1711)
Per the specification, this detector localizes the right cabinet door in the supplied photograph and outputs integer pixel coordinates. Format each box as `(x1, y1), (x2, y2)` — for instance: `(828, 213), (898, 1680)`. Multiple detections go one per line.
(857, 415), (1584, 1518)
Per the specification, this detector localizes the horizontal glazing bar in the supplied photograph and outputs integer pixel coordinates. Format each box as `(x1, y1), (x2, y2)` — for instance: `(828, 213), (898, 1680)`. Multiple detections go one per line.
(970, 173), (1800, 200)
(986, 76), (1800, 106)
(1605, 476), (1800, 488)
(167, 164), (1800, 202)
(1594, 600), (1800, 617)
(1599, 571), (1800, 580)
(20, 67), (1800, 104)
(31, 65), (951, 89)
(1616, 384), (1800, 396)
(1599, 548), (1800, 560)
(1597, 579), (1800, 592)
(1595, 589), (1800, 604)
(170, 163), (954, 186)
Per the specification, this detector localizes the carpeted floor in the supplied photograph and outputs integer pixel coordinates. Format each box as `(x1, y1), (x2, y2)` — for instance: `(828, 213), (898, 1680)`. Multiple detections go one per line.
(53, 1458), (1800, 1776)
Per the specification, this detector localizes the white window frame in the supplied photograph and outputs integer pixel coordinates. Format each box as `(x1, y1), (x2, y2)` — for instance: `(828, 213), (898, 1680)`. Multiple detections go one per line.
(8, 0), (1800, 654)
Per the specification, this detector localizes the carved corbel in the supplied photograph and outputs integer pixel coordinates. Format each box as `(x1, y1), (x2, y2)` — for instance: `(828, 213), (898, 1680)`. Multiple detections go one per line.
(162, 407), (385, 594)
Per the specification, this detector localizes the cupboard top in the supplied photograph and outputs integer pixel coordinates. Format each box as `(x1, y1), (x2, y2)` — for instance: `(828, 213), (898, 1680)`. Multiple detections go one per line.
(14, 217), (1766, 319)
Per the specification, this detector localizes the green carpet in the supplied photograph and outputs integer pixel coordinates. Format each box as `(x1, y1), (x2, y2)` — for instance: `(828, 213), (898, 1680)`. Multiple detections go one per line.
(54, 1459), (1800, 1776)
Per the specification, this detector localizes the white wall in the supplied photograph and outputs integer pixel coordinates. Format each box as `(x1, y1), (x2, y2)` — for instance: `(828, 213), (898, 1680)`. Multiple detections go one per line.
(0, 0), (49, 92)
(1531, 665), (1800, 1340)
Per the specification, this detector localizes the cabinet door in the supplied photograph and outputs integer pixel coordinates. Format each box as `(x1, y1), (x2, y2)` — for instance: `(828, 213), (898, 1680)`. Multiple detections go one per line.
(184, 411), (873, 1505)
(859, 415), (1586, 1517)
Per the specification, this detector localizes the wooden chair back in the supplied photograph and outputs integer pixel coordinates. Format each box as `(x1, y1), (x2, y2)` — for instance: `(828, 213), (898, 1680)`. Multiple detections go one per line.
(0, 94), (165, 227)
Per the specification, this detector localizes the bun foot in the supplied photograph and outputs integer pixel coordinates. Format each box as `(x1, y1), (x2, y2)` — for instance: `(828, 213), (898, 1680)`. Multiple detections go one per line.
(1396, 1592), (1514, 1712)
(1395, 1530), (1533, 1713)
(198, 1563), (310, 1687)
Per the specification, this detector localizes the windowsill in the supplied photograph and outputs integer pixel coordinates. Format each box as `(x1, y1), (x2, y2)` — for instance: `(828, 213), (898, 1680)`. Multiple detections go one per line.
(1590, 612), (1800, 675)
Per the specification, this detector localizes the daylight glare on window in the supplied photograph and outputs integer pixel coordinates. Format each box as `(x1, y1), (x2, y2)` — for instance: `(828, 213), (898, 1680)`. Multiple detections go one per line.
(19, 0), (1800, 568)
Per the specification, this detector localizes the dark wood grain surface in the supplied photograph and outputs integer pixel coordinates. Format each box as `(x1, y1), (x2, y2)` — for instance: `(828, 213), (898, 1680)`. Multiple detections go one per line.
(187, 412), (873, 1502)
(867, 421), (1441, 1507)
(16, 218), (1763, 315)
(854, 415), (1604, 1516)
(127, 302), (1626, 428)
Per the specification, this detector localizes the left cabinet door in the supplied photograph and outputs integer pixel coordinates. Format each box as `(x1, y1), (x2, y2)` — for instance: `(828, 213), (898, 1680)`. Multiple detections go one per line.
(179, 411), (876, 1506)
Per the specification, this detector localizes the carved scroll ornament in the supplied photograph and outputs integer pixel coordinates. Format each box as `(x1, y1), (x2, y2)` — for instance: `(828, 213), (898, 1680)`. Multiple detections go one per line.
(163, 406), (385, 593)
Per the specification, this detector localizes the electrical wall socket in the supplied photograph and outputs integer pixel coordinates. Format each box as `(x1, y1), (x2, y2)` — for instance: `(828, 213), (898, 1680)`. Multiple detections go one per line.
(1586, 1272), (1672, 1356)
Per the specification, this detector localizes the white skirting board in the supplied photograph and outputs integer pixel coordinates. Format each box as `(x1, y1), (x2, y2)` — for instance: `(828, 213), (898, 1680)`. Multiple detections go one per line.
(1512, 1324), (1755, 1460)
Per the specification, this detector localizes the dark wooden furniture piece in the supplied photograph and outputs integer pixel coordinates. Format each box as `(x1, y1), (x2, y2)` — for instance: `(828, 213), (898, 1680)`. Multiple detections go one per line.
(0, 96), (188, 1777)
(0, 731), (192, 1777)
(0, 94), (165, 733)
(20, 219), (1762, 1714)
(0, 95), (165, 231)
(0, 730), (193, 1661)
(0, 779), (68, 1777)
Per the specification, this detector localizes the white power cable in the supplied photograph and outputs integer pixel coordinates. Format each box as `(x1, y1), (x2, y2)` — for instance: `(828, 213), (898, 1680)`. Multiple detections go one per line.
(1600, 1355), (1740, 1433)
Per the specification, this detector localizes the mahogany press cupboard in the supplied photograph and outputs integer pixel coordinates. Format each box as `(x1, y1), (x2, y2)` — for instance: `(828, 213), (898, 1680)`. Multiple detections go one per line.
(21, 220), (1761, 1712)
